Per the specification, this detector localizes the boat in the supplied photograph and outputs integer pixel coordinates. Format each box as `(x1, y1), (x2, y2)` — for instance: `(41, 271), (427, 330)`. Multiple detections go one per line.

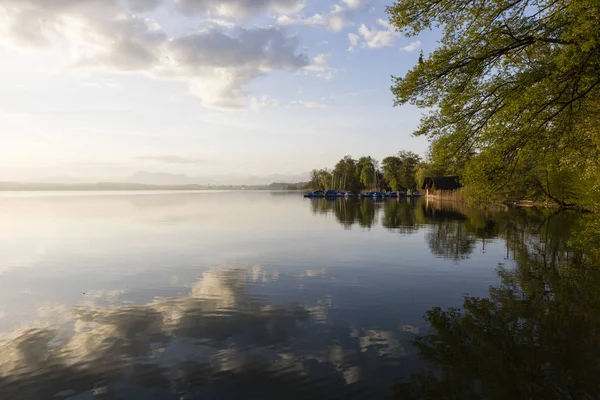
(304, 191), (325, 198)
(344, 191), (355, 198)
(325, 190), (339, 197)
(362, 191), (385, 198)
(388, 191), (407, 198)
(411, 190), (422, 197)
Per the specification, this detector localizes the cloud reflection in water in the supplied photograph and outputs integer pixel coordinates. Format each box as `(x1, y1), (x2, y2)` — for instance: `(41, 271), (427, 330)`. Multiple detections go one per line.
(0, 268), (411, 399)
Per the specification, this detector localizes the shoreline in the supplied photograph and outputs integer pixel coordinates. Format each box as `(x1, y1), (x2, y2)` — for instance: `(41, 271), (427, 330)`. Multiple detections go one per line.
(425, 195), (588, 212)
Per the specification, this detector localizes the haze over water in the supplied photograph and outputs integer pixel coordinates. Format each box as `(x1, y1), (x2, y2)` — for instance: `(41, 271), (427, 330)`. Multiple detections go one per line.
(0, 191), (596, 399)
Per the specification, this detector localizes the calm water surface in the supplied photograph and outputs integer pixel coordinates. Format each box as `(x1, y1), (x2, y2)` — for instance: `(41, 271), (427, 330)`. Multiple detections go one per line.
(0, 191), (598, 399)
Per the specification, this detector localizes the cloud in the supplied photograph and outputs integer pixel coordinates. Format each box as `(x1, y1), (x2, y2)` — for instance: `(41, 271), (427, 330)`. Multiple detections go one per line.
(347, 19), (399, 51)
(249, 96), (279, 111)
(400, 40), (422, 52)
(347, 33), (360, 51)
(126, 0), (164, 13)
(175, 0), (305, 19)
(136, 155), (207, 164)
(341, 0), (367, 9)
(290, 100), (327, 108)
(0, 0), (309, 109)
(277, 4), (353, 32)
(304, 53), (336, 80)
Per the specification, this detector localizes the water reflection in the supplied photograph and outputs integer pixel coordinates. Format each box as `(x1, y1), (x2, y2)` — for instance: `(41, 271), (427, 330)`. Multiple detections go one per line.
(309, 198), (381, 229)
(312, 198), (586, 263)
(311, 199), (484, 260)
(1, 193), (597, 399)
(395, 214), (600, 399)
(381, 200), (424, 235)
(0, 268), (412, 400)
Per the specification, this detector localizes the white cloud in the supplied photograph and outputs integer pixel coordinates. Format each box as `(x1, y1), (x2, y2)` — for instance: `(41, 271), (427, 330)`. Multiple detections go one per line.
(341, 0), (367, 9)
(277, 4), (353, 32)
(249, 96), (279, 111)
(400, 40), (422, 52)
(347, 33), (360, 51)
(206, 18), (237, 28)
(0, 0), (309, 109)
(347, 19), (399, 51)
(304, 53), (336, 80)
(358, 24), (396, 48)
(290, 100), (327, 108)
(375, 18), (393, 30)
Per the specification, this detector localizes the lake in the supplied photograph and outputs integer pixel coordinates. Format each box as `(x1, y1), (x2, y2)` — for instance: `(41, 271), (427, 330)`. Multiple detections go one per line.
(0, 191), (598, 399)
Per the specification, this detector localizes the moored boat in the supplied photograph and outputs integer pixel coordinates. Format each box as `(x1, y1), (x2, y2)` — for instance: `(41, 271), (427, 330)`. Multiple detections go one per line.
(304, 191), (325, 198)
(388, 191), (407, 198)
(362, 191), (385, 198)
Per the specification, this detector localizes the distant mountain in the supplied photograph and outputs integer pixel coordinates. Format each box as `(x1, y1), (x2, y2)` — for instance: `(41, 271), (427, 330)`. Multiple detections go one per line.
(27, 176), (99, 184)
(123, 171), (201, 186)
(123, 171), (310, 186)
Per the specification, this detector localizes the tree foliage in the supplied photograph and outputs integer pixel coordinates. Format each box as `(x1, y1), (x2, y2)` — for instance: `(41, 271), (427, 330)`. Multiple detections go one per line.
(357, 156), (378, 190)
(382, 156), (403, 190)
(309, 169), (332, 191)
(388, 0), (600, 209)
(309, 152), (424, 192)
(397, 151), (422, 190)
(333, 156), (360, 192)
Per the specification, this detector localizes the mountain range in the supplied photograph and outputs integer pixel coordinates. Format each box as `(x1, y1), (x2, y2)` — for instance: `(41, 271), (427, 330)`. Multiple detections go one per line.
(122, 171), (310, 186)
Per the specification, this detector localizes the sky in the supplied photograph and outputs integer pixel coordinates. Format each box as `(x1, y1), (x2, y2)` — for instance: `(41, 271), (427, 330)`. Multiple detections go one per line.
(0, 0), (435, 183)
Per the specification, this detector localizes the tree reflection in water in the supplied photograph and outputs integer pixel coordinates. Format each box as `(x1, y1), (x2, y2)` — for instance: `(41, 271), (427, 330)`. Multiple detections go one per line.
(395, 213), (600, 400)
(312, 199), (600, 398)
(309, 198), (380, 229)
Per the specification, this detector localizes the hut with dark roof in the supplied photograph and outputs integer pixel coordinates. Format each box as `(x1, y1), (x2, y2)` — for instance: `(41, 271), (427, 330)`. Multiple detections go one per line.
(422, 176), (461, 198)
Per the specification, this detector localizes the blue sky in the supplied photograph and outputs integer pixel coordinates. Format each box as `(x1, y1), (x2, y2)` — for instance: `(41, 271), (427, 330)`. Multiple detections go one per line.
(0, 0), (435, 183)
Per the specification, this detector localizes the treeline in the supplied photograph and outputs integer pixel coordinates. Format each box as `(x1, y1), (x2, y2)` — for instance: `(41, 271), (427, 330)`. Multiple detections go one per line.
(309, 151), (425, 192)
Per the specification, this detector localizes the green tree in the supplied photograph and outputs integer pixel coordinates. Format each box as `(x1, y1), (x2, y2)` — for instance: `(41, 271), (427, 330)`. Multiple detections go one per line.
(397, 151), (422, 190)
(356, 156), (378, 190)
(333, 156), (360, 192)
(309, 169), (332, 191)
(388, 0), (600, 208)
(382, 156), (404, 190)
(428, 136), (472, 177)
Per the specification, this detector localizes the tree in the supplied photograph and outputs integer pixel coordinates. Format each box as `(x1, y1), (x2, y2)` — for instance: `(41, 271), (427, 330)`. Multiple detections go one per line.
(309, 169), (332, 191)
(356, 156), (378, 190)
(388, 0), (600, 208)
(333, 156), (360, 192)
(382, 156), (403, 190)
(397, 151), (422, 190)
